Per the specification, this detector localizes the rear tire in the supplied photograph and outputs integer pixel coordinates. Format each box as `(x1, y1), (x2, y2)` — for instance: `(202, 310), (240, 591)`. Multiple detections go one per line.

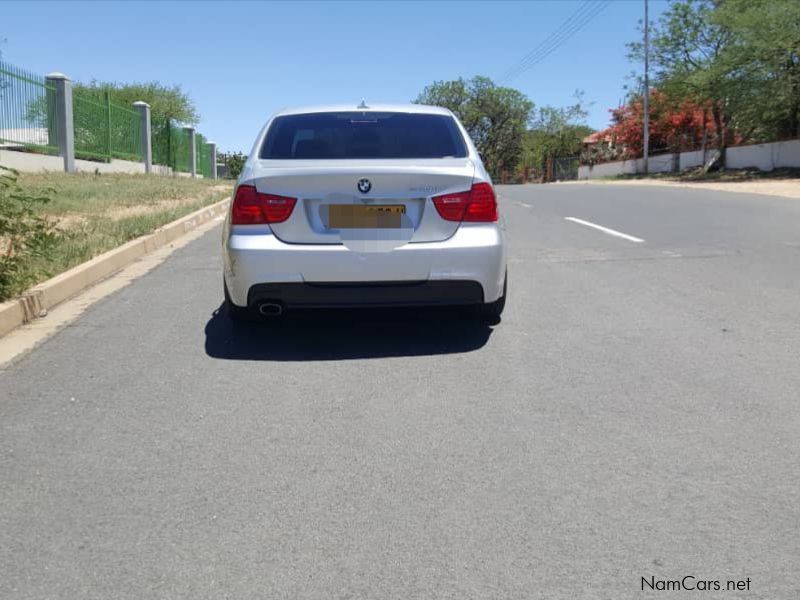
(224, 280), (257, 322)
(478, 273), (507, 323)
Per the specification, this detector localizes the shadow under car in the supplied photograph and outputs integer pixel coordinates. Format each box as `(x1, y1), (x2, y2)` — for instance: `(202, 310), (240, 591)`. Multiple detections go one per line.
(204, 304), (495, 361)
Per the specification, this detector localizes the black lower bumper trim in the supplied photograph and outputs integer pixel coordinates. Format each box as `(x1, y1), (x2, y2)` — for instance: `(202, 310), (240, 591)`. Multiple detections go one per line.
(247, 280), (484, 308)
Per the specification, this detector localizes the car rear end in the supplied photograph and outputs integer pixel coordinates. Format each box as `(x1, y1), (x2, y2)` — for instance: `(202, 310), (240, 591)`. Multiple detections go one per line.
(222, 105), (506, 319)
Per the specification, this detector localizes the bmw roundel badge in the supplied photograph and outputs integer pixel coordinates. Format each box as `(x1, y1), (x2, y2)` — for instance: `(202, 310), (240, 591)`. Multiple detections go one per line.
(357, 178), (372, 194)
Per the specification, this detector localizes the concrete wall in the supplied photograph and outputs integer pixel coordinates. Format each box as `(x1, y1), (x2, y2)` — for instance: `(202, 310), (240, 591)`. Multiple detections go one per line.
(578, 140), (794, 180)
(0, 149), (64, 173)
(646, 153), (675, 174)
(678, 149), (705, 170)
(0, 148), (179, 176)
(79, 158), (146, 174)
(579, 158), (644, 179)
(726, 139), (800, 171)
(152, 164), (173, 176)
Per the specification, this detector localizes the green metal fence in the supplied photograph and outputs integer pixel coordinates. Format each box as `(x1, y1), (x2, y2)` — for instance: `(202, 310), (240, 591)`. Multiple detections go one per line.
(152, 121), (199, 174)
(72, 89), (142, 162)
(2, 59), (214, 176)
(0, 60), (60, 154)
(152, 117), (171, 167)
(169, 125), (192, 173)
(196, 132), (212, 178)
(109, 101), (142, 162)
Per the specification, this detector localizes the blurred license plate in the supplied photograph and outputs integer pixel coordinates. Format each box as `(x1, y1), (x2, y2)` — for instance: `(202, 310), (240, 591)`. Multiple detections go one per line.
(329, 204), (405, 229)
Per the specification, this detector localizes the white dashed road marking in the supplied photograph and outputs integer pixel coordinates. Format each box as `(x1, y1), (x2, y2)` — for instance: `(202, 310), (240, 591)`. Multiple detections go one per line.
(564, 217), (645, 243)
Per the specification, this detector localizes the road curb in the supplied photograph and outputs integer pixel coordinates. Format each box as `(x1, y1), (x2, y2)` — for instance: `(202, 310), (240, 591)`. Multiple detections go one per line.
(0, 198), (229, 338)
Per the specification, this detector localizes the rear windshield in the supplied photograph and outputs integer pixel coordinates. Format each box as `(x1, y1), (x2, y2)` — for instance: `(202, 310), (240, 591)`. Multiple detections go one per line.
(260, 112), (468, 159)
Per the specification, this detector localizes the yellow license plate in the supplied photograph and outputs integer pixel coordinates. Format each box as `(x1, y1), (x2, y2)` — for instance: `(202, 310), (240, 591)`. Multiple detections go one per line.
(328, 204), (406, 229)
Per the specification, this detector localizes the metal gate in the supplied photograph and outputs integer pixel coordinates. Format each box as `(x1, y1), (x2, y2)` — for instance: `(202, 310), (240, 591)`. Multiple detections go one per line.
(552, 156), (580, 181)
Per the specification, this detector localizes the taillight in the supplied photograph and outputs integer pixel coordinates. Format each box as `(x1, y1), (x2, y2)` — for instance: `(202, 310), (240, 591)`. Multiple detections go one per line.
(231, 185), (297, 225)
(464, 182), (498, 222)
(431, 190), (469, 221)
(432, 182), (498, 222)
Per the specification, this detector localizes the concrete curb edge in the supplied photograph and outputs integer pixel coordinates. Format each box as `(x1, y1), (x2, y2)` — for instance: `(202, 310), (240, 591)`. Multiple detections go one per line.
(0, 197), (229, 338)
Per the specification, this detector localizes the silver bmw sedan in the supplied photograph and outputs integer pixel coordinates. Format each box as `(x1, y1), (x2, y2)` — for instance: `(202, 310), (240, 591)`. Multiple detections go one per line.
(222, 103), (507, 322)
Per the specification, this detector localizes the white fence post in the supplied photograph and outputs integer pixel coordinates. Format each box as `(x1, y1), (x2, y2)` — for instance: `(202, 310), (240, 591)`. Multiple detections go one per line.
(207, 141), (217, 180)
(185, 126), (196, 177)
(132, 101), (152, 174)
(45, 72), (75, 173)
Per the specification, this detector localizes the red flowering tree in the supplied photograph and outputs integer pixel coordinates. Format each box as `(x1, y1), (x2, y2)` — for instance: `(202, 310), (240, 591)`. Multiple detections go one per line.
(604, 90), (722, 160)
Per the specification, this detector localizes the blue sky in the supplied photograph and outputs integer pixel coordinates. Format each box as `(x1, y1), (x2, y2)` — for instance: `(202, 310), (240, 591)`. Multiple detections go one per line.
(2, 0), (667, 153)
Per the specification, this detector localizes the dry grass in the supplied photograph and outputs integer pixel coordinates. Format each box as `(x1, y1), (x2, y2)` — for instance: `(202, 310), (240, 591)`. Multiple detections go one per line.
(2, 170), (231, 300)
(16, 171), (231, 218)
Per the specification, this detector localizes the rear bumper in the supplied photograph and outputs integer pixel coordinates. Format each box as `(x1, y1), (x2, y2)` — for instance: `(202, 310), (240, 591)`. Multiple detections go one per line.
(223, 222), (506, 307)
(248, 281), (484, 308)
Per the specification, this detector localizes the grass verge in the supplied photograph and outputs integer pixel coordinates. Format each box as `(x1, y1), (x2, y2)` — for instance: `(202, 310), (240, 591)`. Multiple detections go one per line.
(16, 170), (232, 217)
(1, 170), (231, 301)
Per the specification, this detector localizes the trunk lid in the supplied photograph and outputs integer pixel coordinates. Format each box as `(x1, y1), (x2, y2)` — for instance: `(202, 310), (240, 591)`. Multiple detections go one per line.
(252, 158), (475, 246)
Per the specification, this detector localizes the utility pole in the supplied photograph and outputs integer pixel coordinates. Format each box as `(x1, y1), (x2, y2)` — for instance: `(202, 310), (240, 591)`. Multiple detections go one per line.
(642, 0), (650, 174)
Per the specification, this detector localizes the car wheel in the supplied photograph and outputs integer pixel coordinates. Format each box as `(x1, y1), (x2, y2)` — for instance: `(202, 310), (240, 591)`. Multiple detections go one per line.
(478, 273), (507, 323)
(223, 280), (257, 322)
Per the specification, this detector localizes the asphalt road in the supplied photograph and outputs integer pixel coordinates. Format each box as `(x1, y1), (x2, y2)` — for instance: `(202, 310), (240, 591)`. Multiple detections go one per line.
(2, 183), (799, 599)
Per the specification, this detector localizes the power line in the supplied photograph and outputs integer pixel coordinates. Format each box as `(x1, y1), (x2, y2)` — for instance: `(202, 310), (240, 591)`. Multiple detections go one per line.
(498, 0), (596, 82)
(499, 1), (610, 84)
(498, 1), (611, 85)
(500, 1), (610, 84)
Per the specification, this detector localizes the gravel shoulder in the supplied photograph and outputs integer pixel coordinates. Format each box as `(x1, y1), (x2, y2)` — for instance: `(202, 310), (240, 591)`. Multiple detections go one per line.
(559, 177), (800, 200)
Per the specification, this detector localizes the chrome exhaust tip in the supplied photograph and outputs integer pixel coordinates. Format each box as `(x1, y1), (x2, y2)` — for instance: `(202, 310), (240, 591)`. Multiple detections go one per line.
(258, 302), (284, 317)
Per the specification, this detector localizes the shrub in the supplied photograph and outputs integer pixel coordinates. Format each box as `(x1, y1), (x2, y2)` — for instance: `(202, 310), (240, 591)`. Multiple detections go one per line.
(218, 151), (246, 179)
(0, 166), (55, 300)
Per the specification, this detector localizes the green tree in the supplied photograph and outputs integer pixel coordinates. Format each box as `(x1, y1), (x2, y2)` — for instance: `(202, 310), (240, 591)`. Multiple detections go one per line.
(521, 93), (593, 178)
(415, 76), (534, 175)
(715, 0), (800, 140)
(628, 0), (800, 160)
(217, 151), (246, 179)
(73, 80), (199, 125)
(628, 0), (736, 159)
